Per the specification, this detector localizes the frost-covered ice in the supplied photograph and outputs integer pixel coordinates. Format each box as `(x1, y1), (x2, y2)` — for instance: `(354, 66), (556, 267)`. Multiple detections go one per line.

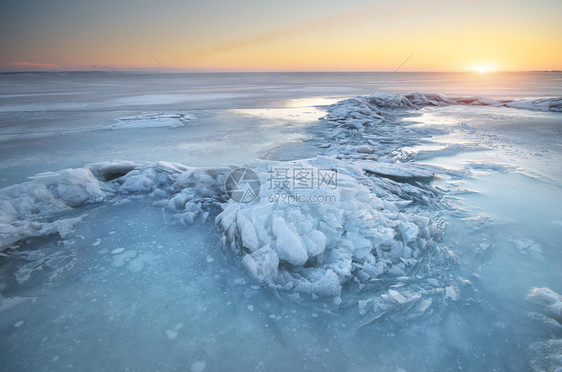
(105, 113), (192, 129)
(218, 157), (456, 309)
(330, 92), (562, 112)
(511, 238), (542, 254)
(357, 160), (435, 179)
(529, 288), (562, 324)
(1, 72), (562, 371)
(528, 288), (562, 371)
(0, 167), (104, 248)
(0, 156), (457, 315)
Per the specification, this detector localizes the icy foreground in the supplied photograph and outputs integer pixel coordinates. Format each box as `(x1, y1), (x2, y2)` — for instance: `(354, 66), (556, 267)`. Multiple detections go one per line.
(0, 155), (459, 316)
(3, 91), (561, 316)
(2, 85), (562, 371)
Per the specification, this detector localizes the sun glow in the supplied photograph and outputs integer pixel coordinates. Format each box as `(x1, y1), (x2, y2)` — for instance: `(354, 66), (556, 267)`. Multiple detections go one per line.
(1, 0), (561, 72)
(474, 64), (494, 73)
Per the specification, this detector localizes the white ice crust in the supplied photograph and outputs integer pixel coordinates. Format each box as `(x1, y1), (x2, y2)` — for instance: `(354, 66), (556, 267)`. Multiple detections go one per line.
(529, 287), (562, 323)
(0, 156), (457, 315)
(105, 113), (192, 129)
(334, 92), (562, 112)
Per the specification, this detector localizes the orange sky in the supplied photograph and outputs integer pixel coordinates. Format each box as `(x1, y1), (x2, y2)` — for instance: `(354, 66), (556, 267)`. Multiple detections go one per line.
(1, 0), (561, 72)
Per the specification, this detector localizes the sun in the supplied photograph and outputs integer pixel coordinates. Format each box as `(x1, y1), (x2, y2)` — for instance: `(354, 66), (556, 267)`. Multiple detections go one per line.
(473, 64), (496, 74)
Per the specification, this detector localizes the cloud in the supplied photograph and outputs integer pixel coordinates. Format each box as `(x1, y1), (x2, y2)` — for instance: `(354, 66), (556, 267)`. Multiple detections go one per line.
(183, 0), (447, 60)
(8, 61), (59, 69)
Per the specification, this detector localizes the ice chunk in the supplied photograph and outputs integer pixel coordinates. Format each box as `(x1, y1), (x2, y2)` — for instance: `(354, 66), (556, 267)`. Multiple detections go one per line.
(241, 254), (258, 279)
(358, 160), (435, 179)
(105, 113), (192, 129)
(0, 167), (104, 250)
(388, 289), (407, 304)
(445, 285), (460, 301)
(528, 288), (562, 323)
(294, 269), (342, 297)
(301, 230), (326, 257)
(399, 222), (420, 244)
(272, 217), (308, 265)
(237, 212), (260, 252)
(427, 278), (439, 286)
(255, 247), (279, 283)
(120, 175), (155, 194)
(345, 231), (372, 259)
(241, 246), (279, 284)
(511, 238), (542, 254)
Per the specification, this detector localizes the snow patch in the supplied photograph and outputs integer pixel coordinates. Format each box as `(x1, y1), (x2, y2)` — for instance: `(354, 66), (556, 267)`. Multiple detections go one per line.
(105, 113), (192, 130)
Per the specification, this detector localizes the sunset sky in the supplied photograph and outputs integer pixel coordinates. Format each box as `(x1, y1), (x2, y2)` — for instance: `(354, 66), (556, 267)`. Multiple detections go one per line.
(1, 0), (561, 72)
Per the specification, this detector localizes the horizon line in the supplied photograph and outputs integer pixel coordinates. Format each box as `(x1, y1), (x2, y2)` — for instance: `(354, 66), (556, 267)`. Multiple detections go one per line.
(1, 69), (561, 74)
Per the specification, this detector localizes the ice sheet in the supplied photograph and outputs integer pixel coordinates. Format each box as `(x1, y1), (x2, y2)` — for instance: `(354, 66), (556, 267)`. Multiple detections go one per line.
(1, 72), (562, 371)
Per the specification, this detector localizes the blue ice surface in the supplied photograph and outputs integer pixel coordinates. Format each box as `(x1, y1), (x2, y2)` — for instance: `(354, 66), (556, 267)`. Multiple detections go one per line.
(1, 72), (562, 371)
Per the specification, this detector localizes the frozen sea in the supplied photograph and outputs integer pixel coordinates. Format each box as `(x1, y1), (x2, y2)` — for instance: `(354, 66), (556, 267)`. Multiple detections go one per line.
(1, 71), (561, 371)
